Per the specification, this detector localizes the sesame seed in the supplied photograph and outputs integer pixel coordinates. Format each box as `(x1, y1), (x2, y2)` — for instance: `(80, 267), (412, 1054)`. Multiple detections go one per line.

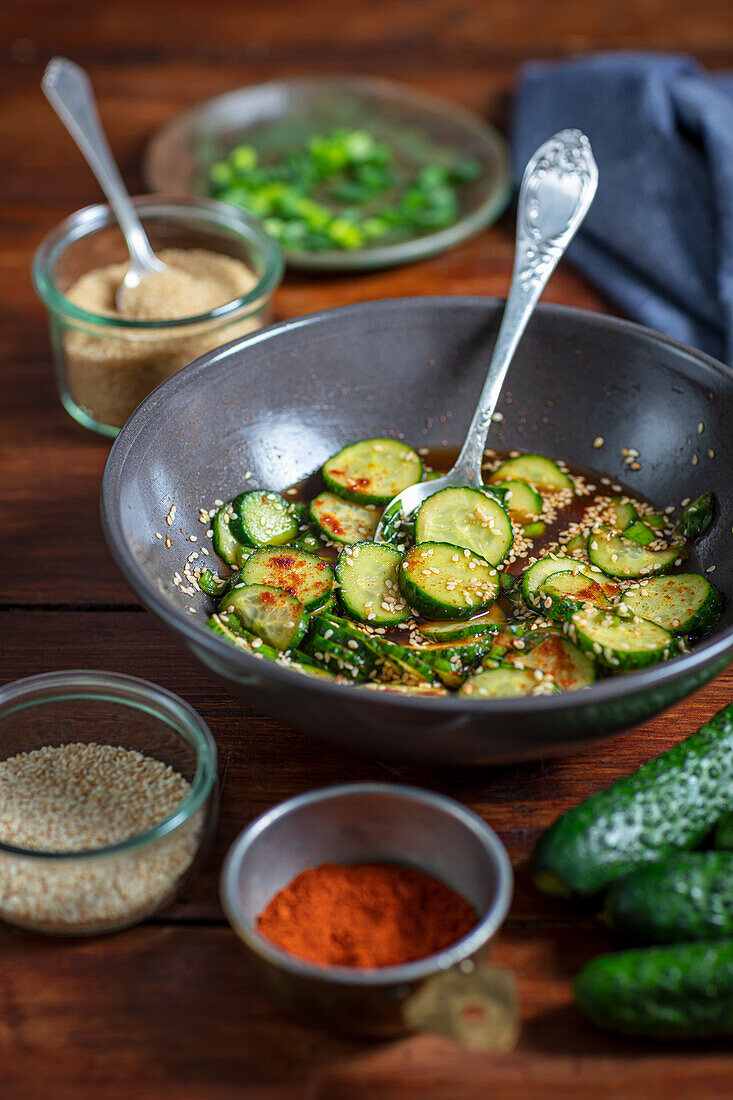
(0, 744), (202, 934)
(593, 437), (604, 449)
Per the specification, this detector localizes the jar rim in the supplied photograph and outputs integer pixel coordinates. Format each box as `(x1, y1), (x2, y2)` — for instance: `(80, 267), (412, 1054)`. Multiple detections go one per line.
(32, 195), (284, 332)
(0, 670), (218, 861)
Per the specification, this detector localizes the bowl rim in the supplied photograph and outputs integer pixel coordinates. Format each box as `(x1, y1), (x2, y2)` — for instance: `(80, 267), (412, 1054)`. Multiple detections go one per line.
(143, 74), (512, 272)
(101, 295), (733, 718)
(220, 781), (514, 985)
(0, 669), (218, 860)
(32, 194), (284, 330)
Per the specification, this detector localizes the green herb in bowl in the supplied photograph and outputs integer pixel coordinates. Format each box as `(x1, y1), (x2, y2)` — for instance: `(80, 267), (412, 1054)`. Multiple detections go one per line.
(208, 128), (482, 253)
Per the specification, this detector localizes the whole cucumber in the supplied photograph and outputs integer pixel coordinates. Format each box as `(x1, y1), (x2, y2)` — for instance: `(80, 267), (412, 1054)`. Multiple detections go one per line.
(533, 703), (733, 897)
(575, 940), (733, 1039)
(605, 851), (733, 943)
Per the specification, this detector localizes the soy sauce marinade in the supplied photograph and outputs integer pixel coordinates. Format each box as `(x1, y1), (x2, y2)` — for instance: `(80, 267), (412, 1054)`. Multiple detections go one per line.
(282, 446), (669, 645)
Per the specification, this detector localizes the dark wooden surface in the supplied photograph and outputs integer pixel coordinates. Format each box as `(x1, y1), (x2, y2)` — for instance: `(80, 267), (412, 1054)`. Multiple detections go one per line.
(3, 3), (733, 1097)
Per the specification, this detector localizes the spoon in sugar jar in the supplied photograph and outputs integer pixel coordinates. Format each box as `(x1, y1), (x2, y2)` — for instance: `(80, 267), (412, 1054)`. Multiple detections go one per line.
(42, 57), (171, 312)
(374, 129), (598, 543)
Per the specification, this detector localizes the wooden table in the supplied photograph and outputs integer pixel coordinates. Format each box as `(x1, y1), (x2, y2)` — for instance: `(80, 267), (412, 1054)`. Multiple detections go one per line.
(3, 3), (733, 1096)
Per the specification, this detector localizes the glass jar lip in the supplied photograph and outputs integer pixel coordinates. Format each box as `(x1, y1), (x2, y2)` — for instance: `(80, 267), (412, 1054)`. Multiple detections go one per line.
(31, 195), (284, 331)
(0, 670), (217, 861)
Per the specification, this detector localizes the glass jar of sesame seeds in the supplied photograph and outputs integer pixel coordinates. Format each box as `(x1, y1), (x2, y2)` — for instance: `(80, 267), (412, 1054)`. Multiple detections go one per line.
(0, 671), (217, 936)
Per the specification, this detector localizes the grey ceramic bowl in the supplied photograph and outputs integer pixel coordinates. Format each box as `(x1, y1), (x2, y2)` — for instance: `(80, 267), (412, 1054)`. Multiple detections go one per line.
(220, 783), (513, 1036)
(101, 297), (733, 765)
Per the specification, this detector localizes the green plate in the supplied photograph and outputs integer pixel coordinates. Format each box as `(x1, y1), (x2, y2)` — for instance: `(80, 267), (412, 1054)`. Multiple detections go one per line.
(143, 76), (511, 272)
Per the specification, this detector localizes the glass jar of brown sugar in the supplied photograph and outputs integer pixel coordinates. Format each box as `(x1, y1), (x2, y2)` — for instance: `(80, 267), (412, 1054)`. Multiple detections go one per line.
(33, 196), (283, 437)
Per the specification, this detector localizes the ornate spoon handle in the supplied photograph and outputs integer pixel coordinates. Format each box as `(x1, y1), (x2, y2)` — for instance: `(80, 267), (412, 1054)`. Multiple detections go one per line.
(453, 129), (598, 484)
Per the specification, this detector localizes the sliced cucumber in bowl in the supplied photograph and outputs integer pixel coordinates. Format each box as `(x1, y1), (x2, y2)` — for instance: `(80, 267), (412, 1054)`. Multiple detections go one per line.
(415, 487), (513, 567)
(538, 570), (612, 621)
(239, 546), (335, 612)
(490, 454), (573, 492)
(588, 525), (681, 579)
(309, 491), (380, 544)
(399, 541), (499, 620)
(218, 584), (308, 651)
(336, 542), (409, 626)
(622, 574), (725, 637)
(230, 490), (299, 547)
(322, 438), (422, 505)
(569, 607), (675, 671)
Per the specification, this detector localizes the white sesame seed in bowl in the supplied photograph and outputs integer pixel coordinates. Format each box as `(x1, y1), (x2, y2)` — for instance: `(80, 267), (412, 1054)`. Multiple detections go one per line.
(0, 671), (217, 937)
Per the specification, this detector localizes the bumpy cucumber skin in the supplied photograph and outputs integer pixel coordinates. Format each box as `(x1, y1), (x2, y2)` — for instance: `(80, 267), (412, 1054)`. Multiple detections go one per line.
(532, 703), (733, 897)
(575, 940), (733, 1038)
(605, 852), (733, 944)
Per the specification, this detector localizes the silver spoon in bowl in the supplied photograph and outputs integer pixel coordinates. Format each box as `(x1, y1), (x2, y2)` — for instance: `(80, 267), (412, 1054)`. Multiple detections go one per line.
(42, 56), (168, 311)
(374, 129), (598, 542)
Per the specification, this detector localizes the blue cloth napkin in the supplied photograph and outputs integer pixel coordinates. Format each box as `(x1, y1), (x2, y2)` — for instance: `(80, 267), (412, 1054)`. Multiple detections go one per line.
(511, 52), (733, 365)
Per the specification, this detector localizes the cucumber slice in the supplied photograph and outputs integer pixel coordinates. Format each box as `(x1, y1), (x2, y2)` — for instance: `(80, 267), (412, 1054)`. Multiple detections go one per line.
(371, 637), (437, 686)
(239, 547), (334, 612)
(418, 605), (505, 642)
(459, 667), (557, 698)
(211, 504), (241, 565)
(492, 479), (542, 522)
(575, 940), (733, 1039)
(644, 513), (665, 529)
(219, 584), (308, 651)
(538, 571), (611, 621)
(309, 622), (380, 669)
(415, 487), (513, 567)
(622, 574), (725, 636)
(230, 491), (299, 547)
(490, 454), (573, 492)
(198, 568), (227, 597)
(416, 638), (493, 687)
(335, 543), (409, 625)
(299, 633), (372, 680)
(399, 541), (499, 620)
(520, 555), (581, 609)
(322, 438), (422, 505)
(675, 492), (716, 541)
(610, 498), (638, 531)
(293, 529), (325, 554)
(570, 607), (674, 670)
(588, 525), (680, 578)
(563, 531), (589, 555)
(309, 491), (380, 545)
(509, 633), (596, 690)
(623, 520), (656, 547)
(234, 544), (255, 567)
(206, 613), (281, 661)
(522, 521), (546, 538)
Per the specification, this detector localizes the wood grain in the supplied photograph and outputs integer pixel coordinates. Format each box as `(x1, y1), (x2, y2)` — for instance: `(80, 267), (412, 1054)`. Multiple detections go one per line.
(2, 1), (733, 1095)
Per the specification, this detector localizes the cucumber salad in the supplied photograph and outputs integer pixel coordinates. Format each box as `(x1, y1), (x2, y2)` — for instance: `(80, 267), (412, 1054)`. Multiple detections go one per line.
(197, 438), (723, 698)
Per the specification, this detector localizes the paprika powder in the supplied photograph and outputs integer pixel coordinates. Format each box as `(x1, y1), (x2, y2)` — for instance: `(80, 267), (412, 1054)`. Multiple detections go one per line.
(256, 861), (478, 968)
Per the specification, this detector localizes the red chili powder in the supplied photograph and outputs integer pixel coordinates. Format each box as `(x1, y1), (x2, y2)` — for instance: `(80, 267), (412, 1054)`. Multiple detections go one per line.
(256, 862), (478, 968)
